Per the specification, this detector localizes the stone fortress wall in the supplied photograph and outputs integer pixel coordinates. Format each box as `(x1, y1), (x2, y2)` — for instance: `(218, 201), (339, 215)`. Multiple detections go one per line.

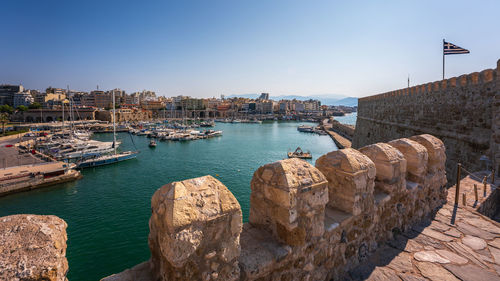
(353, 59), (500, 184)
(95, 134), (448, 281)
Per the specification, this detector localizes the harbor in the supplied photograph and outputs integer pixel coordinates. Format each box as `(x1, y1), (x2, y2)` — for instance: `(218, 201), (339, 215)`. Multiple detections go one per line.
(0, 121), (336, 280)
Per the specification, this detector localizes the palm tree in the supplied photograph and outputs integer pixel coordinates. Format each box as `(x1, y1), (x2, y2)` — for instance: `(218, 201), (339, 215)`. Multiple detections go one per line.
(0, 113), (9, 136)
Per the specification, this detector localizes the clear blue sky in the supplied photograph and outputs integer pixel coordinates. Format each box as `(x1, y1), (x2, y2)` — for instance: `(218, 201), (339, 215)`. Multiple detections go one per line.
(1, 0), (499, 98)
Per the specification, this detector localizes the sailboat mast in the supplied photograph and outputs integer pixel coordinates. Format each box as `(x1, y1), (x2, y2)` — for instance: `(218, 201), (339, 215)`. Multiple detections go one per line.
(67, 85), (73, 132)
(62, 90), (65, 131)
(112, 90), (117, 155)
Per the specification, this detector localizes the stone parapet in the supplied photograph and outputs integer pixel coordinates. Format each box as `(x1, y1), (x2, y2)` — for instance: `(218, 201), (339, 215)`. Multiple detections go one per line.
(0, 214), (68, 281)
(249, 158), (329, 246)
(148, 175), (242, 281)
(103, 133), (449, 280)
(4, 134), (500, 280)
(353, 59), (500, 184)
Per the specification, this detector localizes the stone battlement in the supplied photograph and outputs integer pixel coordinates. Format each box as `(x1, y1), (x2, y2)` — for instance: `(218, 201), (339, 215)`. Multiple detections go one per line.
(101, 134), (448, 281)
(353, 59), (500, 184)
(359, 60), (499, 103)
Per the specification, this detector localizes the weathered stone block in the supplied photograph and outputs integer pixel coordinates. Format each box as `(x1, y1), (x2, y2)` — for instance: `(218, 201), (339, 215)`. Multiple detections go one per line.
(315, 148), (376, 215)
(148, 175), (242, 281)
(388, 138), (428, 183)
(0, 214), (68, 281)
(250, 158), (328, 246)
(409, 134), (446, 174)
(359, 143), (406, 193)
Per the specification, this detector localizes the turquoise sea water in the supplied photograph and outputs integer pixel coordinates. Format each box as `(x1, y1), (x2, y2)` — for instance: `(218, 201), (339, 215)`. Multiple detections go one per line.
(0, 121), (337, 280)
(334, 112), (357, 126)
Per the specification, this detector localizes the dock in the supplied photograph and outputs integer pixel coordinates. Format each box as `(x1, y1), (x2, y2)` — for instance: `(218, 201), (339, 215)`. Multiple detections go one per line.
(0, 162), (82, 196)
(0, 137), (82, 196)
(321, 118), (353, 149)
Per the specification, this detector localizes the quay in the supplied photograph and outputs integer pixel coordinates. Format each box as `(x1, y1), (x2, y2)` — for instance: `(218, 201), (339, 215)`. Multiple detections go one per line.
(321, 118), (353, 149)
(0, 162), (82, 196)
(0, 136), (82, 197)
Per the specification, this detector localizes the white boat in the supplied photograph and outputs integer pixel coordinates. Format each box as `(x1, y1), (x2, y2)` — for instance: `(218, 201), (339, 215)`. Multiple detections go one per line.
(76, 90), (138, 169)
(76, 151), (138, 168)
(149, 139), (157, 147)
(297, 125), (314, 133)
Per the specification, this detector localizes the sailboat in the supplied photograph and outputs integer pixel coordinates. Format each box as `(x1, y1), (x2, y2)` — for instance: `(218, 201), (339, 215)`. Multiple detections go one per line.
(76, 90), (138, 168)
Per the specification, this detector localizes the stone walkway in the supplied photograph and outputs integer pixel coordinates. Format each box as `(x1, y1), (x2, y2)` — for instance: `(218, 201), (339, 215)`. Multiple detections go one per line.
(348, 173), (500, 281)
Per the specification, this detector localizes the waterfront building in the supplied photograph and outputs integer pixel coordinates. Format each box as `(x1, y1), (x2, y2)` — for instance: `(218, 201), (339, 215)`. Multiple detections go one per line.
(293, 102), (305, 112)
(256, 100), (274, 114)
(258, 93), (269, 100)
(0, 84), (24, 106)
(13, 91), (34, 107)
(141, 100), (165, 110)
(303, 99), (321, 112)
(106, 88), (125, 98)
(81, 93), (96, 107)
(92, 91), (112, 109)
(46, 87), (66, 96)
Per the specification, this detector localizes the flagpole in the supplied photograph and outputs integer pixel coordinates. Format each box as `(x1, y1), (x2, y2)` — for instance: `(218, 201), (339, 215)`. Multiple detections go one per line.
(442, 39), (445, 80)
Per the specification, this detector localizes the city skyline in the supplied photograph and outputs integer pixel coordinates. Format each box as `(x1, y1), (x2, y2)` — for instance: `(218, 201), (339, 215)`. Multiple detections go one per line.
(1, 0), (499, 98)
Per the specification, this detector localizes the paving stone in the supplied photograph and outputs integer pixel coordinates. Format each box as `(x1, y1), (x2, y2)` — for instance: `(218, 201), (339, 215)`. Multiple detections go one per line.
(447, 241), (489, 268)
(388, 235), (411, 251)
(493, 264), (500, 276)
(489, 238), (500, 249)
(412, 234), (445, 249)
(421, 228), (453, 242)
(366, 267), (401, 281)
(467, 218), (500, 235)
(414, 251), (450, 263)
(490, 246), (500, 265)
(349, 260), (377, 280)
(436, 207), (452, 218)
(429, 221), (450, 232)
(444, 228), (461, 238)
(435, 249), (468, 265)
(403, 240), (424, 253)
(368, 246), (401, 267)
(434, 214), (452, 226)
(398, 274), (427, 281)
(387, 252), (414, 273)
(456, 222), (496, 240)
(415, 261), (460, 281)
(444, 264), (500, 281)
(462, 235), (487, 250)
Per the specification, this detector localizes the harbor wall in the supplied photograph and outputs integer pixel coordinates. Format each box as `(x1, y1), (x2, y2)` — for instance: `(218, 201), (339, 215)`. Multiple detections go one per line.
(353, 59), (500, 183)
(102, 134), (448, 280)
(328, 119), (355, 140)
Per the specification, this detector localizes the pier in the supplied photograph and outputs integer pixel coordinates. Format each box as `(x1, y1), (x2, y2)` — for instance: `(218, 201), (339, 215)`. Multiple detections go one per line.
(0, 136), (82, 196)
(321, 118), (353, 149)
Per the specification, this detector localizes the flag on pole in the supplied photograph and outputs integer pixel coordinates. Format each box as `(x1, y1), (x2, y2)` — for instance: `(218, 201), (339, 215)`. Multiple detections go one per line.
(443, 41), (470, 55)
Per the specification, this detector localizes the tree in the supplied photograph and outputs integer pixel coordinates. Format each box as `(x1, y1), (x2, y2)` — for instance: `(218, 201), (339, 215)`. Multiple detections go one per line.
(0, 105), (14, 114)
(16, 105), (28, 112)
(0, 113), (9, 136)
(28, 102), (42, 109)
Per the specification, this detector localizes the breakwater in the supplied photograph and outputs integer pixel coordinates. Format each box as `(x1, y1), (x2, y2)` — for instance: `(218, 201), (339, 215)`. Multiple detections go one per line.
(321, 118), (354, 148)
(353, 59), (500, 183)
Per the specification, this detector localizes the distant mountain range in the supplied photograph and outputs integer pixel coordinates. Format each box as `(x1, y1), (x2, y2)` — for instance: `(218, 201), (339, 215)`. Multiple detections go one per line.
(227, 94), (358, 106)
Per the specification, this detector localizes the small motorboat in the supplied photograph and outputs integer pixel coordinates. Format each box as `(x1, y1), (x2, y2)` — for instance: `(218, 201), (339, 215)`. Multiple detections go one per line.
(287, 147), (312, 159)
(149, 139), (157, 148)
